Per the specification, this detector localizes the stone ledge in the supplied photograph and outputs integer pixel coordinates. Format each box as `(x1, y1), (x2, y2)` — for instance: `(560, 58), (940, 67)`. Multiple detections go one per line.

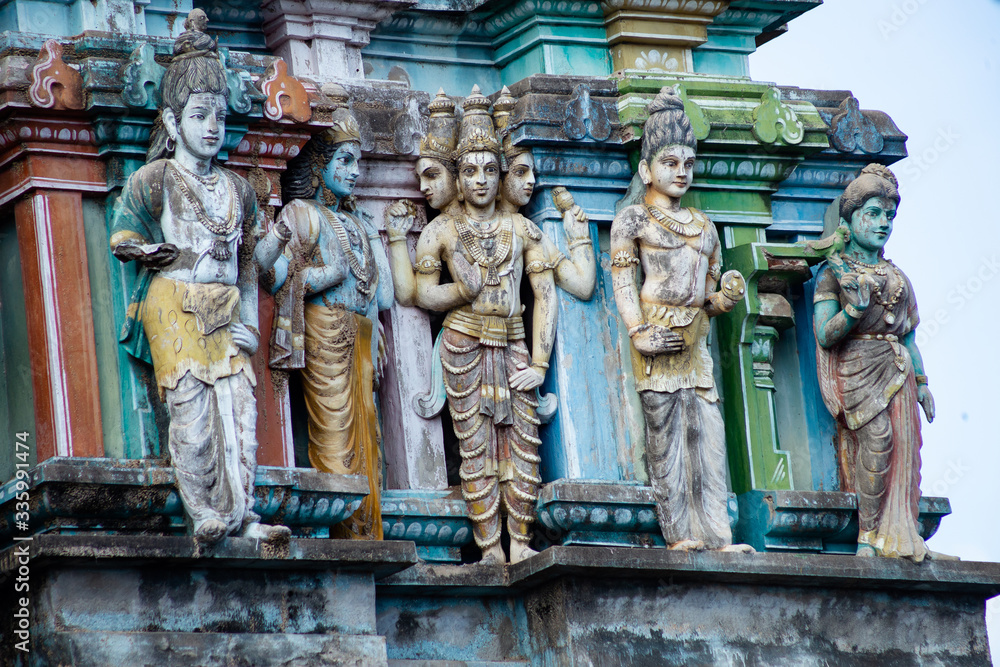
(0, 534), (418, 578)
(508, 546), (1000, 596)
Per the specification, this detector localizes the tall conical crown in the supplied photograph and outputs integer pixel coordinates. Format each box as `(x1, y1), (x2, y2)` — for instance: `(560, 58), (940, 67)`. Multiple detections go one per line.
(454, 84), (499, 161)
(420, 88), (459, 163)
(491, 85), (526, 171)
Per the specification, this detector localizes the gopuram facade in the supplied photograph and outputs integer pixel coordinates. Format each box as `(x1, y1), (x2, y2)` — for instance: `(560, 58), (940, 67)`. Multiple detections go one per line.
(0, 1), (997, 665)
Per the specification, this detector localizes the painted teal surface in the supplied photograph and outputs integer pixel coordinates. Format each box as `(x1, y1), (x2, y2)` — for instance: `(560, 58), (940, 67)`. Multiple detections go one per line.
(83, 198), (125, 459)
(0, 215), (34, 484)
(495, 19), (610, 84)
(364, 55), (501, 99)
(144, 0), (193, 38)
(795, 272), (840, 491)
(526, 156), (636, 482)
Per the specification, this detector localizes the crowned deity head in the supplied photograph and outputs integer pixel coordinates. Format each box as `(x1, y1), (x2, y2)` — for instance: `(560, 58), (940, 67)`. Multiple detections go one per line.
(453, 85), (502, 214)
(492, 86), (535, 212)
(638, 87), (698, 204)
(839, 164), (900, 257)
(417, 88), (460, 210)
(149, 9), (230, 164)
(283, 101), (363, 211)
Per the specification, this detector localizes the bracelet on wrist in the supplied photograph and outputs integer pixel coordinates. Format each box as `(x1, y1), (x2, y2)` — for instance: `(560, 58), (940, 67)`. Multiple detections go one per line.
(271, 225), (291, 243)
(568, 237), (591, 250)
(914, 374), (928, 386)
(628, 323), (651, 338)
(387, 234), (407, 243)
(844, 303), (864, 319)
(531, 361), (550, 370)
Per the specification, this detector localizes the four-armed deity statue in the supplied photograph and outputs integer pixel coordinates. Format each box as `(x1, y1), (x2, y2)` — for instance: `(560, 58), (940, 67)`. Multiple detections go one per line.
(811, 164), (954, 562)
(387, 86), (566, 564)
(267, 102), (394, 539)
(110, 10), (291, 543)
(105, 27), (945, 563)
(610, 86), (751, 553)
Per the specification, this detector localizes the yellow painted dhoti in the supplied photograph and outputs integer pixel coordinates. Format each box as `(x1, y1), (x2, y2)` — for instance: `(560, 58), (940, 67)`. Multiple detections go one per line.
(303, 302), (383, 539)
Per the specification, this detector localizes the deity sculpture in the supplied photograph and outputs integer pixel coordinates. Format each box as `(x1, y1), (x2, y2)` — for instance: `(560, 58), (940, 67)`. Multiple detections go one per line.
(415, 88), (461, 217)
(267, 103), (394, 540)
(492, 86), (595, 301)
(110, 10), (290, 543)
(610, 86), (750, 553)
(385, 85), (557, 564)
(811, 164), (953, 561)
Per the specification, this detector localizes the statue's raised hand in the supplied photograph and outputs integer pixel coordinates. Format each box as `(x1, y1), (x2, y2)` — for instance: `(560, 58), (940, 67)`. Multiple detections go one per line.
(563, 204), (590, 244)
(631, 325), (684, 356)
(385, 199), (417, 238)
(840, 272), (876, 311)
(451, 251), (483, 302)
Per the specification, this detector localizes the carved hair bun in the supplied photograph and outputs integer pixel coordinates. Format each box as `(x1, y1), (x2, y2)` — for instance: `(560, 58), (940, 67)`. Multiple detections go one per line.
(860, 163), (898, 188)
(648, 86), (684, 116)
(174, 9), (216, 56)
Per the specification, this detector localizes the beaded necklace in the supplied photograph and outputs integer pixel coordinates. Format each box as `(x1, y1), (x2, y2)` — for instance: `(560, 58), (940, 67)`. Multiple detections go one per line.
(644, 204), (703, 237)
(454, 212), (513, 286)
(315, 202), (375, 297)
(842, 255), (904, 325)
(169, 162), (238, 261)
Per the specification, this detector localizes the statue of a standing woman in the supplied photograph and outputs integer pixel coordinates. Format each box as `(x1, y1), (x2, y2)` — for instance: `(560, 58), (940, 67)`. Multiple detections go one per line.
(268, 106), (394, 539)
(110, 10), (291, 543)
(812, 164), (954, 561)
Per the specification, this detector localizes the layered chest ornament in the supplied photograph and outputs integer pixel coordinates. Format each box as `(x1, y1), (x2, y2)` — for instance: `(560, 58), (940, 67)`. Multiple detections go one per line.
(455, 213), (514, 286)
(320, 205), (375, 297)
(169, 162), (239, 262)
(843, 255), (905, 326)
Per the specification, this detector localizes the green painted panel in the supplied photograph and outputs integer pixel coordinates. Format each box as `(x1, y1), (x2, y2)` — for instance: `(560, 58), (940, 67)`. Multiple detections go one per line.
(83, 197), (124, 459)
(0, 210), (35, 483)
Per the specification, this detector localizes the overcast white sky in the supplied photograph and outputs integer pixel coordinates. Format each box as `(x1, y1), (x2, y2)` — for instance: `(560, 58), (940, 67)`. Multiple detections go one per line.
(749, 0), (1000, 658)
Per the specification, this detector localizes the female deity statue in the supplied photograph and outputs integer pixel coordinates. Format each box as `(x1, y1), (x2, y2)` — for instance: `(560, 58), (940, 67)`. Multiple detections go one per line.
(812, 164), (952, 561)
(110, 9), (291, 543)
(610, 86), (750, 553)
(267, 106), (394, 540)
(385, 85), (557, 564)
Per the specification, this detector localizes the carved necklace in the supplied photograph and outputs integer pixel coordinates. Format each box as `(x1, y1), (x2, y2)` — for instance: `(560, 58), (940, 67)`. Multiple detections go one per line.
(316, 203), (375, 297)
(843, 255), (903, 325)
(645, 204), (703, 237)
(172, 159), (221, 191)
(169, 163), (238, 262)
(454, 212), (513, 286)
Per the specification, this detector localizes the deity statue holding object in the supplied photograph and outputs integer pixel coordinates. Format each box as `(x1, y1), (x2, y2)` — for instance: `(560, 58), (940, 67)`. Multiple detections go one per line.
(386, 85), (557, 564)
(811, 164), (955, 562)
(491, 86), (596, 301)
(110, 9), (291, 544)
(267, 102), (394, 540)
(610, 86), (751, 553)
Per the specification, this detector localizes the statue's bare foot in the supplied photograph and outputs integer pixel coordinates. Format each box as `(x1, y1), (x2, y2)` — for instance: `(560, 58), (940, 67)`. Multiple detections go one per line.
(194, 518), (227, 544)
(927, 549), (960, 562)
(717, 543), (756, 554)
(510, 540), (538, 564)
(479, 544), (506, 565)
(668, 539), (706, 551)
(242, 522), (291, 541)
(856, 544), (877, 557)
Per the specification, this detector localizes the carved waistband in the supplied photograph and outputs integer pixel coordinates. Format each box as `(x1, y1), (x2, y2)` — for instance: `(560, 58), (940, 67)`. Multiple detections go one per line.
(444, 309), (525, 347)
(850, 333), (898, 342)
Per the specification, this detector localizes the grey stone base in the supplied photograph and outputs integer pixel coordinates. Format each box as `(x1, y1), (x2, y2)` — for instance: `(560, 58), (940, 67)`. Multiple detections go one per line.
(378, 546), (1000, 667)
(34, 631), (387, 667)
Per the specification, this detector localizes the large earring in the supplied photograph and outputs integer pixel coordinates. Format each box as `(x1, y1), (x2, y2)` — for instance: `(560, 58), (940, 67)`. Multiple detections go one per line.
(457, 190), (464, 202)
(166, 136), (176, 153)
